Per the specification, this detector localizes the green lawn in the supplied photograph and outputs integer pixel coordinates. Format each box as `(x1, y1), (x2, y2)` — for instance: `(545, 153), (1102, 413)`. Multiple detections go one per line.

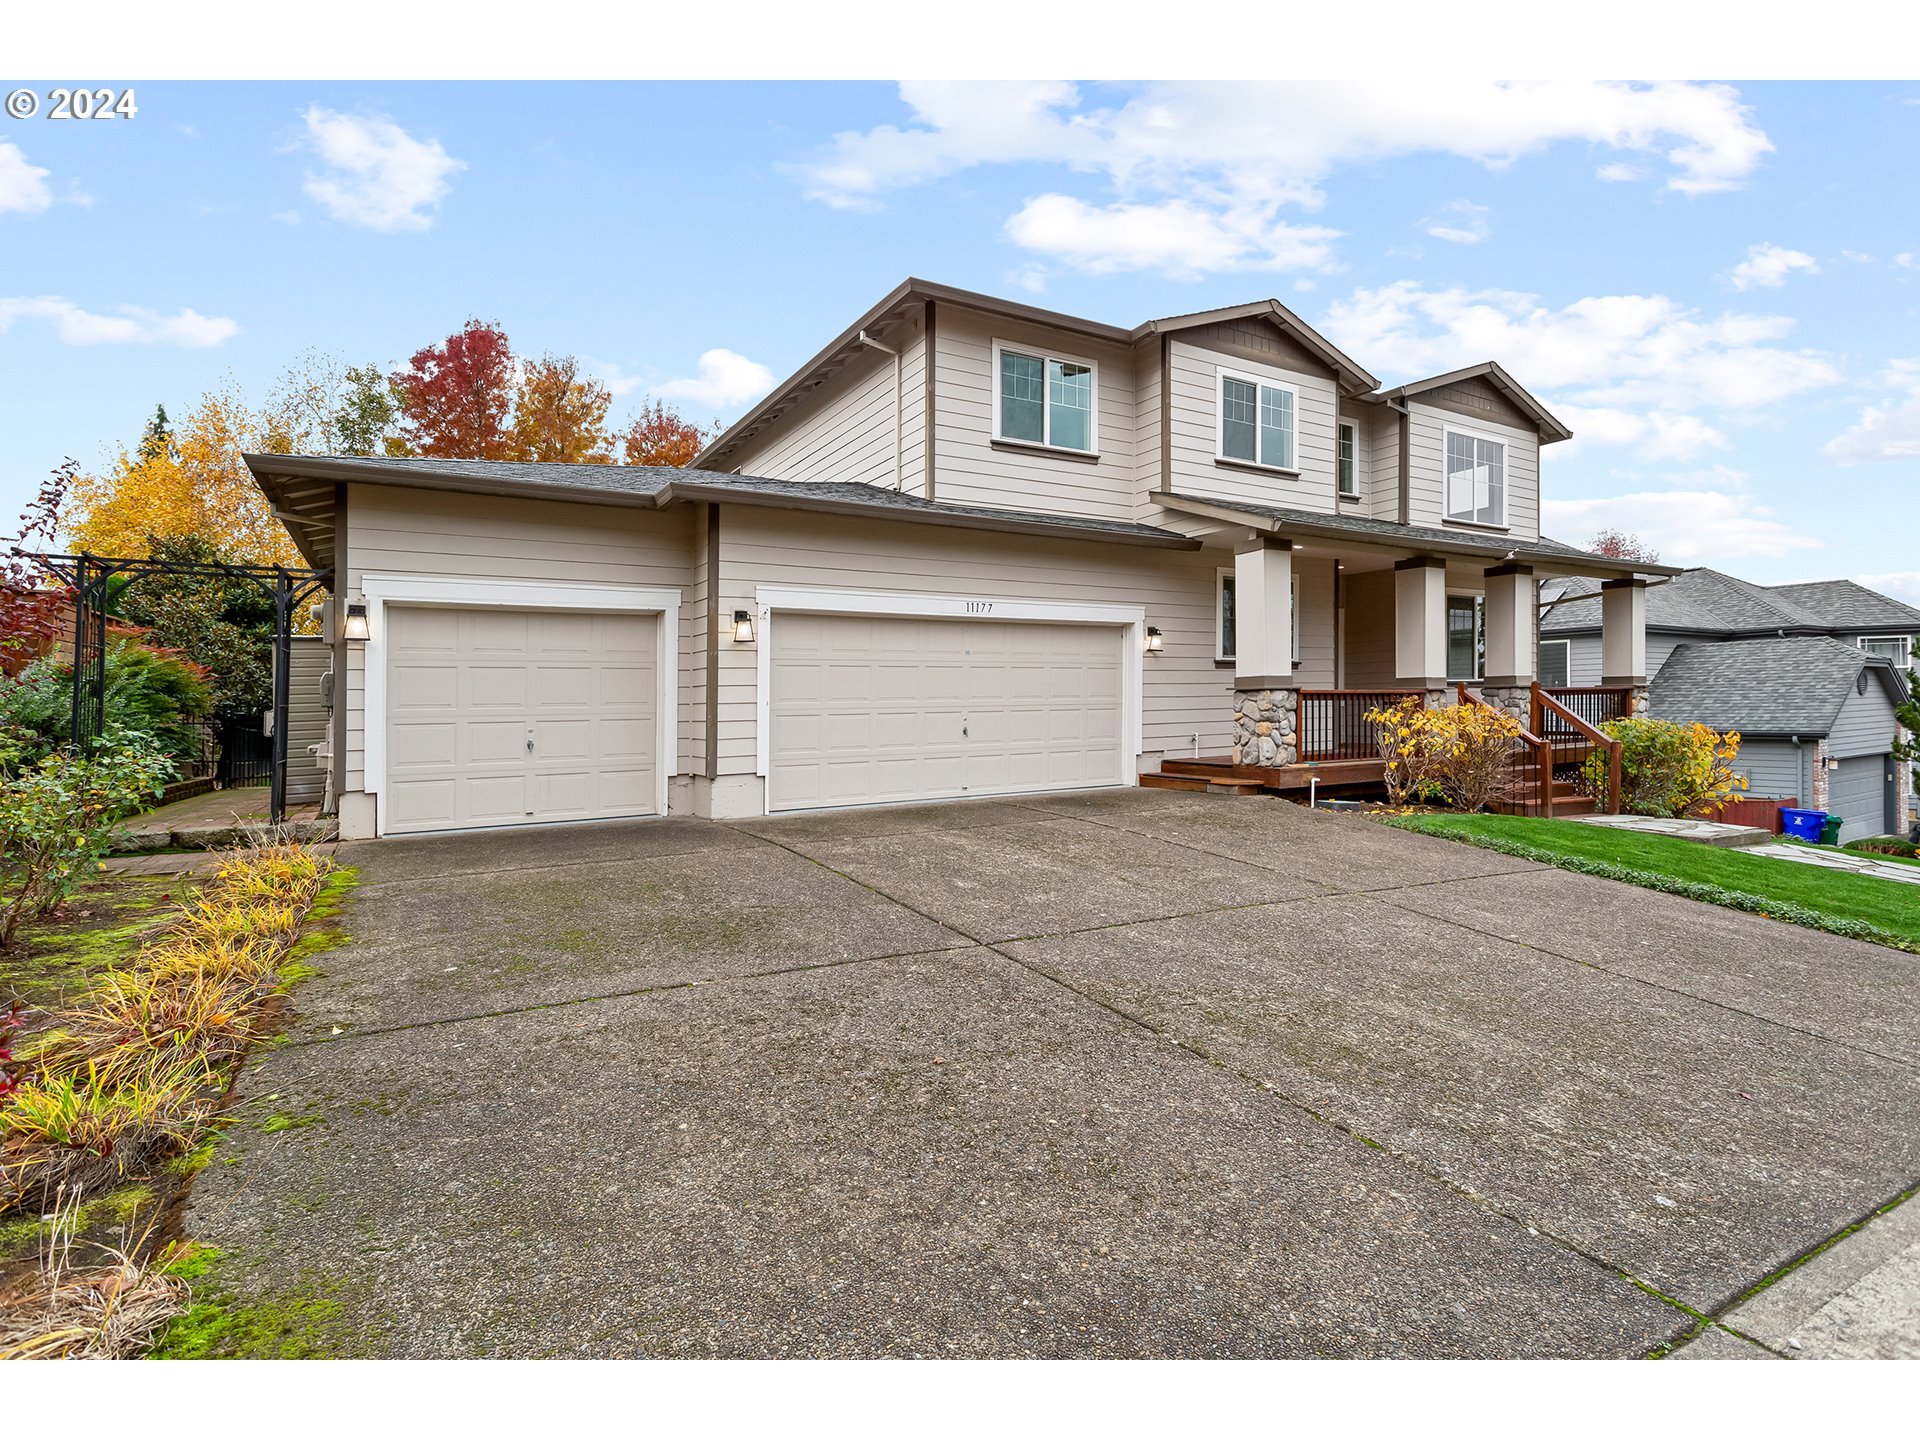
(1383, 813), (1920, 952)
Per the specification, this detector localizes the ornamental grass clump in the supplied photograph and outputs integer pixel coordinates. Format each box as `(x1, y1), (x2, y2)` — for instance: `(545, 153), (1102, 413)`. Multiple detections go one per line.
(0, 842), (334, 1208)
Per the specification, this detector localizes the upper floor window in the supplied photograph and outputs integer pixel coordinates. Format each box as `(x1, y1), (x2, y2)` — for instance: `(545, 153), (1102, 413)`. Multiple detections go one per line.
(1444, 428), (1505, 527)
(993, 341), (1096, 453)
(1218, 370), (1296, 471)
(1337, 421), (1358, 497)
(1862, 635), (1913, 664)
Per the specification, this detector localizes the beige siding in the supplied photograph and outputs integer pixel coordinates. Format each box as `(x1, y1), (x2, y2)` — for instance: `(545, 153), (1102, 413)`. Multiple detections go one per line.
(931, 305), (1139, 522)
(284, 636), (330, 805)
(1405, 400), (1540, 541)
(713, 506), (1233, 775)
(341, 484), (698, 794)
(725, 309), (928, 496)
(1167, 337), (1341, 513)
(1369, 406), (1403, 522)
(1132, 335), (1165, 521)
(1294, 556), (1337, 689)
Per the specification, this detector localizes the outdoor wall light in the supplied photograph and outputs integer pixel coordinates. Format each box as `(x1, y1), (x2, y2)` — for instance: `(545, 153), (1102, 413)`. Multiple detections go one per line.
(1144, 626), (1164, 653)
(343, 602), (370, 642)
(733, 609), (756, 644)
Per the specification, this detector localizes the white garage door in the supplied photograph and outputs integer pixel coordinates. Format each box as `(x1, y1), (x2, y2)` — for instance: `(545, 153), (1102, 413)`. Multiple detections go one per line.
(767, 612), (1126, 812)
(1830, 754), (1892, 844)
(385, 605), (659, 834)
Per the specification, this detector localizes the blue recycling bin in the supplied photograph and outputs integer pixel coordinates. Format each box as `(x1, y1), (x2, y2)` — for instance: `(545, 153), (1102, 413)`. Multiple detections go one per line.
(1779, 807), (1827, 842)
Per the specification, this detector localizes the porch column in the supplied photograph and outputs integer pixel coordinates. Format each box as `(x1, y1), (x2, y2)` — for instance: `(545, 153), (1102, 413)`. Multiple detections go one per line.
(1600, 577), (1648, 693)
(1477, 562), (1537, 723)
(1394, 557), (1447, 696)
(1232, 538), (1297, 766)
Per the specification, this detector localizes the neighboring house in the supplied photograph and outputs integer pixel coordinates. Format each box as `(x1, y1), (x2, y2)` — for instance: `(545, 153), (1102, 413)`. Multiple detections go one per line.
(1542, 569), (1920, 841)
(247, 277), (1665, 839)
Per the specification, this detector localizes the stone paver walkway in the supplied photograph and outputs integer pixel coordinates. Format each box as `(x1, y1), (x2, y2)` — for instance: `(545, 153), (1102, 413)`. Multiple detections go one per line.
(1746, 844), (1920, 886)
(1568, 813), (1773, 848)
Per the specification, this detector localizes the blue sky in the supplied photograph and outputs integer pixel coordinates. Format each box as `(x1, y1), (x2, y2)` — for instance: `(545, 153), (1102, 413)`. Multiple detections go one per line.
(4, 80), (1918, 596)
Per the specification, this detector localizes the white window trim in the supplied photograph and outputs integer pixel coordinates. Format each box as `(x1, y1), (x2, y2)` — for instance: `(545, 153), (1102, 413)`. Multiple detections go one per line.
(1216, 566), (1235, 662)
(1336, 419), (1359, 498)
(1538, 638), (1571, 688)
(1445, 592), (1485, 682)
(358, 573), (681, 838)
(1216, 367), (1300, 473)
(1441, 424), (1509, 529)
(751, 584), (1144, 783)
(1860, 634), (1912, 662)
(1215, 566), (1298, 666)
(990, 338), (1100, 455)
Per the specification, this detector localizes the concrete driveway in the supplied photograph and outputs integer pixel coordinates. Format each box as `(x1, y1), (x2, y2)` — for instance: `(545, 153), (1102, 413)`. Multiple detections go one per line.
(181, 789), (1920, 1357)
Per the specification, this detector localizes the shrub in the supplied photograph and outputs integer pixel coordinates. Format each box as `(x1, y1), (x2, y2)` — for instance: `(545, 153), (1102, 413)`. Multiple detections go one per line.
(0, 730), (176, 950)
(1, 1067), (201, 1202)
(1583, 717), (1745, 818)
(0, 638), (213, 771)
(1368, 698), (1522, 813)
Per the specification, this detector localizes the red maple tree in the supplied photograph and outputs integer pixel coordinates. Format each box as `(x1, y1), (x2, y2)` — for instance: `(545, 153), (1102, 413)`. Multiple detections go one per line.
(389, 319), (518, 459)
(1587, 527), (1660, 563)
(619, 400), (711, 468)
(1, 460), (77, 677)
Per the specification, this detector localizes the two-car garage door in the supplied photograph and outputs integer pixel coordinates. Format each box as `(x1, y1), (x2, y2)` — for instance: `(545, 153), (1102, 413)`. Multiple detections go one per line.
(385, 605), (659, 835)
(766, 612), (1126, 812)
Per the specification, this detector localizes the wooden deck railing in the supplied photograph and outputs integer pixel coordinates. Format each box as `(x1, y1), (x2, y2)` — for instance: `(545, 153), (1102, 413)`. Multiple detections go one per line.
(1457, 683), (1553, 816)
(1532, 684), (1623, 814)
(1295, 689), (1425, 761)
(1540, 686), (1632, 730)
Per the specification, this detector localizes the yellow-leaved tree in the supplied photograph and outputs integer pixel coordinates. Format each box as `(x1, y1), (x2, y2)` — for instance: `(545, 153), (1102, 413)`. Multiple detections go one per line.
(66, 384), (305, 568)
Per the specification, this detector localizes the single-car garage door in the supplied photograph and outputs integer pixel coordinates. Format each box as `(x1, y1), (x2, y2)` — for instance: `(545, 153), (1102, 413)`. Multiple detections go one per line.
(385, 605), (659, 834)
(1829, 754), (1894, 844)
(768, 613), (1126, 812)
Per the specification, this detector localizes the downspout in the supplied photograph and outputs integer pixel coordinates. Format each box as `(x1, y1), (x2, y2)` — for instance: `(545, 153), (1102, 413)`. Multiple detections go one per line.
(858, 329), (902, 491)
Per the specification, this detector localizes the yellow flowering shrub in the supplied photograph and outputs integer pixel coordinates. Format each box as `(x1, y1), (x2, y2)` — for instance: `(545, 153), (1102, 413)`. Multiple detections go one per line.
(1368, 698), (1523, 812)
(1582, 717), (1746, 817)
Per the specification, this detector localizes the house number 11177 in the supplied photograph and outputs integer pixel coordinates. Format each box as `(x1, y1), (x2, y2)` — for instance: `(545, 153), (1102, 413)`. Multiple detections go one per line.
(965, 600), (994, 614)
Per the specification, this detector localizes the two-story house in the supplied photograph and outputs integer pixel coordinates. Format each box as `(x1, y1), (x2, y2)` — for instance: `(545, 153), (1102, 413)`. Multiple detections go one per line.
(247, 278), (1668, 838)
(1542, 569), (1918, 840)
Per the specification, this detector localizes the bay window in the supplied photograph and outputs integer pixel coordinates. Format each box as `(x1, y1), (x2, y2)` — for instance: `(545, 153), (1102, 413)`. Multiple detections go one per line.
(994, 342), (1096, 453)
(1219, 370), (1296, 470)
(1444, 428), (1505, 527)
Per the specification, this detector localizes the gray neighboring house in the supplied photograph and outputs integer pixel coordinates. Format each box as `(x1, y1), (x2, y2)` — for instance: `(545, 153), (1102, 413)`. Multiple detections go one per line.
(1541, 569), (1920, 841)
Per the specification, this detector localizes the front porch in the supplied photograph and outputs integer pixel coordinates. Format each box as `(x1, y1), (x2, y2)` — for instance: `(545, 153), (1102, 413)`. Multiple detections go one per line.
(1144, 683), (1638, 816)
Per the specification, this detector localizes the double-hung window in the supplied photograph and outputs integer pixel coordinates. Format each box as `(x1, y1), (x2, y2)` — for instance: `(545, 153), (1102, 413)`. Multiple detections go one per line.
(1446, 594), (1485, 681)
(1337, 421), (1358, 497)
(1861, 635), (1913, 665)
(1538, 638), (1570, 688)
(994, 342), (1096, 453)
(1444, 428), (1505, 527)
(1218, 370), (1296, 470)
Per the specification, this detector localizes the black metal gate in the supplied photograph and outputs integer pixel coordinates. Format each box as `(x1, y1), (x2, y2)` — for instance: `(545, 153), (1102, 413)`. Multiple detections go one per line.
(215, 711), (274, 789)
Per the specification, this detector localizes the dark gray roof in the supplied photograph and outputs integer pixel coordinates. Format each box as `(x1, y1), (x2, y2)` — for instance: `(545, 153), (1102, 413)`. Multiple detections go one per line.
(1164, 492), (1665, 571)
(1768, 579), (1920, 632)
(1541, 565), (1918, 637)
(244, 454), (1201, 555)
(1650, 635), (1909, 736)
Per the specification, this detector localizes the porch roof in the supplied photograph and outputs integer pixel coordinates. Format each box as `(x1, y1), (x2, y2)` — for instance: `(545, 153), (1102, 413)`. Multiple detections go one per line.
(1160, 492), (1681, 577)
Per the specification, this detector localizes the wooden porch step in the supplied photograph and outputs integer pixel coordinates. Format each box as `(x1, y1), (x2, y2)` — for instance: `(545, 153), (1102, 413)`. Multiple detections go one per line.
(1550, 795), (1597, 815)
(1138, 772), (1266, 796)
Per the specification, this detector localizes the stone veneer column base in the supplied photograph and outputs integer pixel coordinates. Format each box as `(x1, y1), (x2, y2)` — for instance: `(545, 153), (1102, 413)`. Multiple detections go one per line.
(1475, 684), (1532, 725)
(1232, 687), (1299, 767)
(1812, 739), (1831, 811)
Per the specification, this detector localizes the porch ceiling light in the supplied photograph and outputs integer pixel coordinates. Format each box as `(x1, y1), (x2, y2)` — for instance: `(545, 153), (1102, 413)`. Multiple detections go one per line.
(733, 609), (756, 644)
(343, 602), (369, 642)
(1144, 626), (1164, 653)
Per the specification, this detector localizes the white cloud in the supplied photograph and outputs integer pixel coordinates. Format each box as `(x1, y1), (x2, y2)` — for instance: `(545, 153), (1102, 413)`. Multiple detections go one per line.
(796, 80), (1772, 275)
(298, 107), (464, 232)
(1553, 405), (1729, 461)
(1544, 486), (1818, 563)
(1857, 572), (1920, 606)
(0, 141), (53, 216)
(654, 349), (776, 411)
(1823, 357), (1920, 464)
(0, 296), (239, 347)
(1321, 280), (1841, 413)
(593, 361), (649, 398)
(1005, 193), (1340, 276)
(1421, 199), (1490, 245)
(1843, 249), (1875, 264)
(1596, 161), (1644, 183)
(1728, 242), (1819, 291)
